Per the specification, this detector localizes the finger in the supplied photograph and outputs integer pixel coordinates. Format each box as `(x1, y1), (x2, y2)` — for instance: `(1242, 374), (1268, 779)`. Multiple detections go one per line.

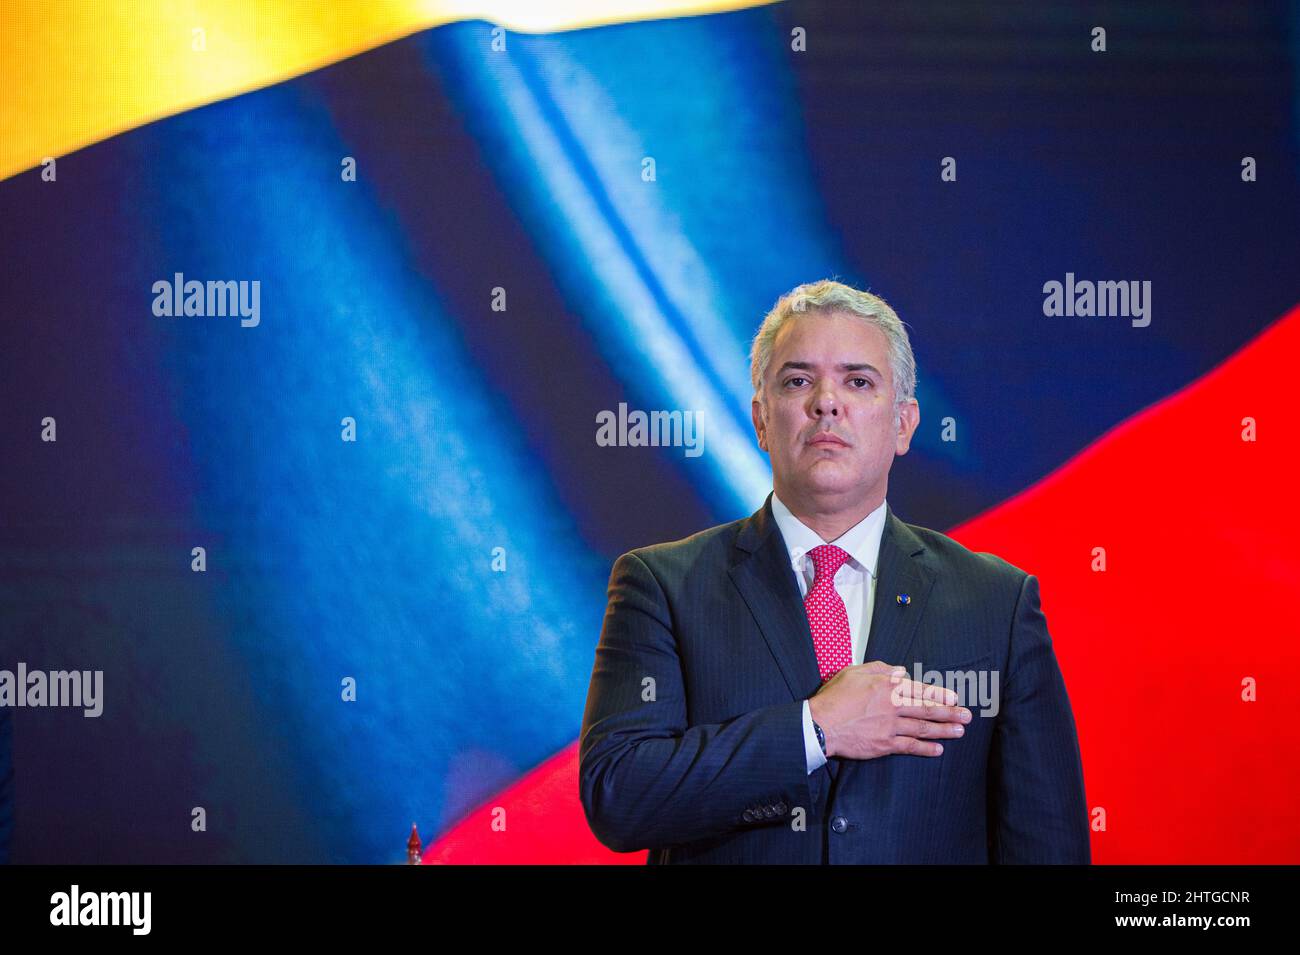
(890, 678), (958, 706)
(895, 716), (966, 739)
(921, 681), (958, 704)
(893, 735), (944, 757)
(895, 704), (972, 723)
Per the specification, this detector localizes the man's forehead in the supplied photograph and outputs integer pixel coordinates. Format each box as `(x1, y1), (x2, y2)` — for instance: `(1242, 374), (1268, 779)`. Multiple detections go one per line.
(769, 315), (889, 372)
(772, 310), (886, 350)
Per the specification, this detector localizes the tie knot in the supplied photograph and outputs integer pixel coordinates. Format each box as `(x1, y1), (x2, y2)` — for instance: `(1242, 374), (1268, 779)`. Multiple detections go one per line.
(807, 544), (852, 584)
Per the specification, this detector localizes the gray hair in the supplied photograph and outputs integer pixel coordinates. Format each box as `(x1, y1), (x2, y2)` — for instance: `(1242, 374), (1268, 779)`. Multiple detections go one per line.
(749, 279), (917, 422)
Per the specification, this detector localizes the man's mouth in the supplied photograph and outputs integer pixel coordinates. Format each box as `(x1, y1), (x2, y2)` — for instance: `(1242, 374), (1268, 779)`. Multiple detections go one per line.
(808, 432), (849, 447)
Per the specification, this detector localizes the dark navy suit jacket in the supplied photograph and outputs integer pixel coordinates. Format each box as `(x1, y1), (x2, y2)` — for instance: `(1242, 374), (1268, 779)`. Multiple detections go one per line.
(579, 493), (1090, 863)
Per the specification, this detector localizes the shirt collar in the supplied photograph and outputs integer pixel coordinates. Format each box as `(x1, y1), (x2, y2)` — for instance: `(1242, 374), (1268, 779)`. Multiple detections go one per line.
(770, 490), (888, 580)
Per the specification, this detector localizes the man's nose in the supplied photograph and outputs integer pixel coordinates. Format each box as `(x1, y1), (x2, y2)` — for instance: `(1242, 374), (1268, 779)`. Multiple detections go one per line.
(811, 384), (840, 417)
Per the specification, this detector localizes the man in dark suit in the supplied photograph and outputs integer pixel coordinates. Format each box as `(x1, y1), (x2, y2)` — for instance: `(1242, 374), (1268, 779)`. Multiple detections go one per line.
(579, 279), (1089, 863)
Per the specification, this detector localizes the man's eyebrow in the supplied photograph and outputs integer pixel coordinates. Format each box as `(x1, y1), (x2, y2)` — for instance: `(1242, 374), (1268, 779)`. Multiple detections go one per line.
(776, 361), (883, 376)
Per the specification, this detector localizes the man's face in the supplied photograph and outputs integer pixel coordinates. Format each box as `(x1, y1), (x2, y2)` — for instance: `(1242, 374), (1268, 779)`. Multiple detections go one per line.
(751, 310), (919, 508)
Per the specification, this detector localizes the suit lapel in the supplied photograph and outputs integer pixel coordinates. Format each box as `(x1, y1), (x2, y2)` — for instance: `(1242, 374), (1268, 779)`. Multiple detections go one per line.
(864, 505), (936, 671)
(728, 493), (822, 701)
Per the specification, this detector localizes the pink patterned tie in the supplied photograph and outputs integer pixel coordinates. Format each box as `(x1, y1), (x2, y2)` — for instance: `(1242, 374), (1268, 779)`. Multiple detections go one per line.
(804, 544), (854, 682)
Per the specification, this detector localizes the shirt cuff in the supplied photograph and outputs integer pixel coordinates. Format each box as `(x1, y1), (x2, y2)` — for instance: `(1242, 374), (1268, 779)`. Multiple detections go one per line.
(802, 699), (828, 774)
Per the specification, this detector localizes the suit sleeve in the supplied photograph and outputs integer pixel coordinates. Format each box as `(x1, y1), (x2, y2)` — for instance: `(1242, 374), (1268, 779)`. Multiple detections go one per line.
(802, 699), (828, 774)
(579, 551), (812, 853)
(987, 573), (1091, 863)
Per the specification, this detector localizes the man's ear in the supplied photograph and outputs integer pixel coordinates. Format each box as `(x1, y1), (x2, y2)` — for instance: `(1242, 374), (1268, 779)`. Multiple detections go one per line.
(751, 396), (768, 452)
(895, 398), (920, 455)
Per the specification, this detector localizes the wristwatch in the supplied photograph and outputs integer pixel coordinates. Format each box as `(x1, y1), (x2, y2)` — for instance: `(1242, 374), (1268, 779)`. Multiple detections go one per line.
(812, 717), (827, 757)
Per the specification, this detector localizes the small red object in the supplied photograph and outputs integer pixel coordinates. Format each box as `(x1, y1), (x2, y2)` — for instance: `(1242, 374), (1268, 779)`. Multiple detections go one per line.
(407, 823), (422, 865)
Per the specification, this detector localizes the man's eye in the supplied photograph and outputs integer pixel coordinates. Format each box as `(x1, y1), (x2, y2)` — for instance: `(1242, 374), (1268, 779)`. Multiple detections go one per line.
(852, 378), (871, 387)
(785, 377), (807, 388)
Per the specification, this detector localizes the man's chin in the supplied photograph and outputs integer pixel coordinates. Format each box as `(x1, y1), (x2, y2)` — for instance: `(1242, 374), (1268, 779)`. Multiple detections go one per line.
(795, 466), (861, 495)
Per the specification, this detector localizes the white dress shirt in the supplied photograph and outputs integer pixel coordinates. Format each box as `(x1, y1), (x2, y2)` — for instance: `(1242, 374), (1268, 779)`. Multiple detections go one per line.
(769, 491), (888, 775)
